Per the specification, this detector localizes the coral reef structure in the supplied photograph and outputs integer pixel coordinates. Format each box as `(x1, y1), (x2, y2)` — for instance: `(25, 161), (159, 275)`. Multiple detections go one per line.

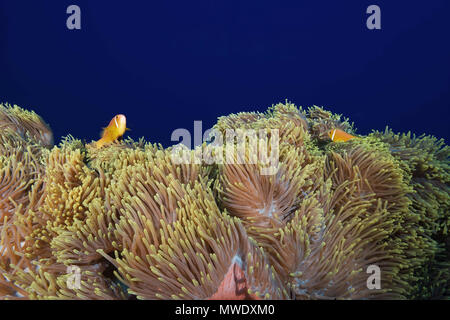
(0, 102), (448, 300)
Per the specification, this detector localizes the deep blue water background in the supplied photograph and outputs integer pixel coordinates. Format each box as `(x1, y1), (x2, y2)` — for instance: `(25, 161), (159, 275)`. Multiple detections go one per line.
(0, 1), (449, 147)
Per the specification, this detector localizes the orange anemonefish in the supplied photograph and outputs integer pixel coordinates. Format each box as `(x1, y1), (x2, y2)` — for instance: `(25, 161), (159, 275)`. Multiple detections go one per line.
(328, 128), (356, 142)
(95, 114), (130, 148)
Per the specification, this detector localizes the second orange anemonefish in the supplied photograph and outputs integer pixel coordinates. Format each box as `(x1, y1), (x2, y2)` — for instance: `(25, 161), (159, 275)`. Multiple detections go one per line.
(328, 128), (357, 142)
(95, 114), (130, 148)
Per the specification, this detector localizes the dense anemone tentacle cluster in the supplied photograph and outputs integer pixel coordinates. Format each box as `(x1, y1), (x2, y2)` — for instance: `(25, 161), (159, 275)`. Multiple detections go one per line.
(0, 102), (449, 300)
(369, 128), (450, 298)
(0, 103), (53, 147)
(0, 131), (45, 226)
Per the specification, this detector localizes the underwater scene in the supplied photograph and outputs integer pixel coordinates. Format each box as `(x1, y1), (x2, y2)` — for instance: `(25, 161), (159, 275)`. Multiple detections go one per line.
(0, 102), (449, 300)
(0, 1), (449, 303)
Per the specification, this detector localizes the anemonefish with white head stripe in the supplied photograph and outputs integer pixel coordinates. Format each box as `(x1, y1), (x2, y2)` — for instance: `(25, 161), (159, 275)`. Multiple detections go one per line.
(95, 114), (130, 148)
(328, 128), (356, 142)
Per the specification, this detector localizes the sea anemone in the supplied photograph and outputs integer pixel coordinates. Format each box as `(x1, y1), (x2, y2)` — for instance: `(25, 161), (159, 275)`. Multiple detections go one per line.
(0, 102), (448, 300)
